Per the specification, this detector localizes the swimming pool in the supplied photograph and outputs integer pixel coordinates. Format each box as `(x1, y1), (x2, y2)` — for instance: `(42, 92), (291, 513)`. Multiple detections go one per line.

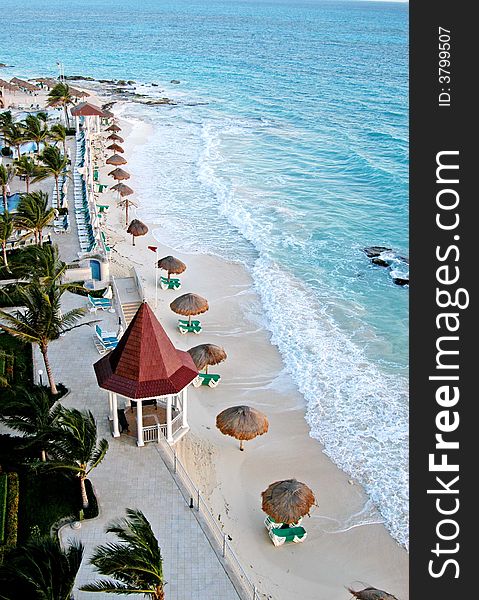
(0, 193), (21, 213)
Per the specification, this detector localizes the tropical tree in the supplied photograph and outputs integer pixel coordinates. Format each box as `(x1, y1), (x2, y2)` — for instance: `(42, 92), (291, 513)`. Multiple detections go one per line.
(41, 408), (108, 509)
(3, 123), (26, 159)
(0, 110), (14, 137)
(47, 83), (74, 128)
(0, 535), (83, 600)
(16, 191), (55, 244)
(81, 509), (166, 599)
(0, 282), (86, 395)
(49, 123), (68, 156)
(14, 155), (41, 193)
(0, 210), (15, 270)
(0, 163), (15, 212)
(33, 145), (70, 204)
(24, 114), (49, 153)
(36, 111), (49, 123)
(0, 388), (63, 461)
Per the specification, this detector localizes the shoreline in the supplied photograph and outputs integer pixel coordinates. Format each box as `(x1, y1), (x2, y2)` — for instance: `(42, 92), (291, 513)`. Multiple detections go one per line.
(96, 108), (409, 599)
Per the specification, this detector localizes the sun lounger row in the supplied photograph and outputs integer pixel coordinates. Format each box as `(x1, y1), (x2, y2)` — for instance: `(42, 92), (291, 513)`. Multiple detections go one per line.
(74, 133), (96, 253)
(94, 324), (120, 354)
(53, 214), (70, 234)
(51, 174), (68, 209)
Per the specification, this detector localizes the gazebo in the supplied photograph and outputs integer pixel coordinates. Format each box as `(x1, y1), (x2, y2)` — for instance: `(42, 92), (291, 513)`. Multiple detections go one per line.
(71, 101), (108, 135)
(93, 302), (198, 446)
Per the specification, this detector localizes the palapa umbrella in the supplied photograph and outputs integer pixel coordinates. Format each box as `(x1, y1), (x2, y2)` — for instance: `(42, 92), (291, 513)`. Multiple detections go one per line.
(157, 255), (186, 282)
(111, 182), (134, 196)
(107, 133), (124, 143)
(107, 143), (124, 153)
(118, 197), (138, 225)
(106, 153), (127, 166)
(348, 588), (398, 600)
(188, 344), (226, 373)
(216, 405), (268, 451)
(127, 219), (148, 246)
(106, 124), (121, 132)
(170, 293), (209, 325)
(261, 479), (315, 524)
(108, 167), (130, 181)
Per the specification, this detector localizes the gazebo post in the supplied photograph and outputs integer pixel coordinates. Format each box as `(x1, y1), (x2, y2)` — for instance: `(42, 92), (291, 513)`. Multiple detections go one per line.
(136, 399), (145, 447)
(166, 395), (173, 443)
(111, 392), (120, 438)
(182, 387), (188, 429)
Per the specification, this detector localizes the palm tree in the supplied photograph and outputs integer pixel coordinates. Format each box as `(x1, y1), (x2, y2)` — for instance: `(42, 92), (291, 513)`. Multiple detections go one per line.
(34, 145), (70, 205)
(3, 123), (26, 159)
(14, 155), (41, 193)
(0, 163), (15, 212)
(16, 191), (55, 244)
(0, 282), (86, 395)
(0, 535), (83, 600)
(81, 509), (166, 599)
(42, 408), (108, 509)
(47, 83), (74, 128)
(0, 210), (15, 270)
(36, 111), (49, 123)
(0, 110), (14, 131)
(24, 114), (49, 154)
(49, 123), (68, 156)
(0, 388), (63, 461)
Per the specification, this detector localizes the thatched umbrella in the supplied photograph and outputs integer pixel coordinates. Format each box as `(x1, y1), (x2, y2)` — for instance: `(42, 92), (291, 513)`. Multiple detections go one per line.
(261, 479), (315, 524)
(107, 133), (124, 143)
(127, 219), (148, 246)
(106, 154), (127, 166)
(108, 168), (130, 181)
(348, 588), (398, 600)
(188, 344), (226, 373)
(118, 197), (138, 225)
(106, 124), (121, 132)
(170, 293), (209, 325)
(157, 255), (186, 282)
(111, 182), (134, 196)
(107, 143), (124, 153)
(216, 406), (268, 451)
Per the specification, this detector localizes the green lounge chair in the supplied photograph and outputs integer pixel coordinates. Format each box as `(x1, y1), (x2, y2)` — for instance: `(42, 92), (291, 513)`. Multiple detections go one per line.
(177, 319), (202, 334)
(160, 276), (181, 290)
(193, 373), (221, 388)
(264, 516), (303, 531)
(268, 525), (307, 546)
(93, 169), (99, 182)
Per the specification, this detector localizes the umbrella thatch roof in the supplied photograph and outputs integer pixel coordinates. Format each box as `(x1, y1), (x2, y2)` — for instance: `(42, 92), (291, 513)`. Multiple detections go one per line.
(108, 168), (130, 180)
(127, 219), (148, 236)
(107, 133), (124, 142)
(157, 255), (186, 276)
(261, 479), (315, 524)
(106, 123), (121, 132)
(107, 143), (124, 153)
(111, 182), (134, 196)
(170, 293), (209, 317)
(216, 406), (268, 449)
(188, 344), (226, 371)
(348, 588), (398, 600)
(106, 153), (127, 166)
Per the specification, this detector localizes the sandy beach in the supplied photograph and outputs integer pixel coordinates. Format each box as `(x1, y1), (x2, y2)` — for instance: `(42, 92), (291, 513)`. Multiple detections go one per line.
(93, 110), (409, 600)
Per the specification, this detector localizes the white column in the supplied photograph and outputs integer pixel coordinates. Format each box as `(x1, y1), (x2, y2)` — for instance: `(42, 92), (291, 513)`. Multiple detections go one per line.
(75, 117), (80, 135)
(136, 400), (144, 447)
(166, 395), (173, 443)
(182, 387), (188, 428)
(108, 391), (113, 420)
(112, 393), (120, 438)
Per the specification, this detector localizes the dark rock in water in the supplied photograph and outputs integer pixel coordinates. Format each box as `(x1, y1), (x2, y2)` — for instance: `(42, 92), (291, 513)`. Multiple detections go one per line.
(151, 83), (159, 87)
(127, 80), (136, 85)
(0, 63), (8, 68)
(393, 277), (409, 286)
(145, 97), (176, 105)
(371, 257), (391, 268)
(65, 75), (95, 81)
(98, 79), (116, 84)
(364, 246), (392, 258)
(170, 80), (181, 84)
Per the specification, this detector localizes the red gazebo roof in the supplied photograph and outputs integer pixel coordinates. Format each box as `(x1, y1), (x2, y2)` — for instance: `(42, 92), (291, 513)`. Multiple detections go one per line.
(71, 101), (107, 117)
(94, 302), (198, 399)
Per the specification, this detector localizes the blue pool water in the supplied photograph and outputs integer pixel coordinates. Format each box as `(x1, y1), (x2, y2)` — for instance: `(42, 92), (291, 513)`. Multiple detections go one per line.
(1, 193), (21, 213)
(0, 0), (409, 546)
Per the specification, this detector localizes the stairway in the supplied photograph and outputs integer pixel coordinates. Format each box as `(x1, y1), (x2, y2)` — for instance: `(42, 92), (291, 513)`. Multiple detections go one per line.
(122, 301), (142, 325)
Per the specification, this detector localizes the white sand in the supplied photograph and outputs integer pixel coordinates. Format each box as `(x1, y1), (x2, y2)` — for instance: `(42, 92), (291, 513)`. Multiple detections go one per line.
(91, 110), (409, 600)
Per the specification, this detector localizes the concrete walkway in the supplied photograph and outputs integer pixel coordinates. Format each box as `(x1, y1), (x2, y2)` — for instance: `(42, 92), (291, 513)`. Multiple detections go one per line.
(40, 293), (239, 600)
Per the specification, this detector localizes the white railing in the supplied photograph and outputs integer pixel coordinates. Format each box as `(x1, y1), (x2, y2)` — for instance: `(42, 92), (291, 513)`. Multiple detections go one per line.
(111, 276), (126, 327)
(171, 413), (183, 435)
(142, 423), (166, 443)
(153, 435), (262, 600)
(132, 266), (146, 302)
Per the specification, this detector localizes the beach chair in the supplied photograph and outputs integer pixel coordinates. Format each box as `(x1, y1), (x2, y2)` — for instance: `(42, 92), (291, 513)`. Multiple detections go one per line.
(159, 276), (181, 290)
(264, 517), (307, 546)
(88, 294), (114, 313)
(192, 373), (221, 388)
(177, 319), (202, 335)
(94, 324), (119, 354)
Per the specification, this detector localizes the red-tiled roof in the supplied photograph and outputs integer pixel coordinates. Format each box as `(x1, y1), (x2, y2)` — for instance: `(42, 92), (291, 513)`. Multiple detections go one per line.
(71, 101), (107, 117)
(94, 303), (198, 398)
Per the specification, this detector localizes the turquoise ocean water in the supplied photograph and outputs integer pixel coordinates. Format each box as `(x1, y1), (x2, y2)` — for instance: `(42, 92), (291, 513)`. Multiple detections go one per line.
(1, 0), (409, 547)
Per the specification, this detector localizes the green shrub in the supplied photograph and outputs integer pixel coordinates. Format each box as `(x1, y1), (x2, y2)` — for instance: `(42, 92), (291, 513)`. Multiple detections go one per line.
(0, 473), (7, 544)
